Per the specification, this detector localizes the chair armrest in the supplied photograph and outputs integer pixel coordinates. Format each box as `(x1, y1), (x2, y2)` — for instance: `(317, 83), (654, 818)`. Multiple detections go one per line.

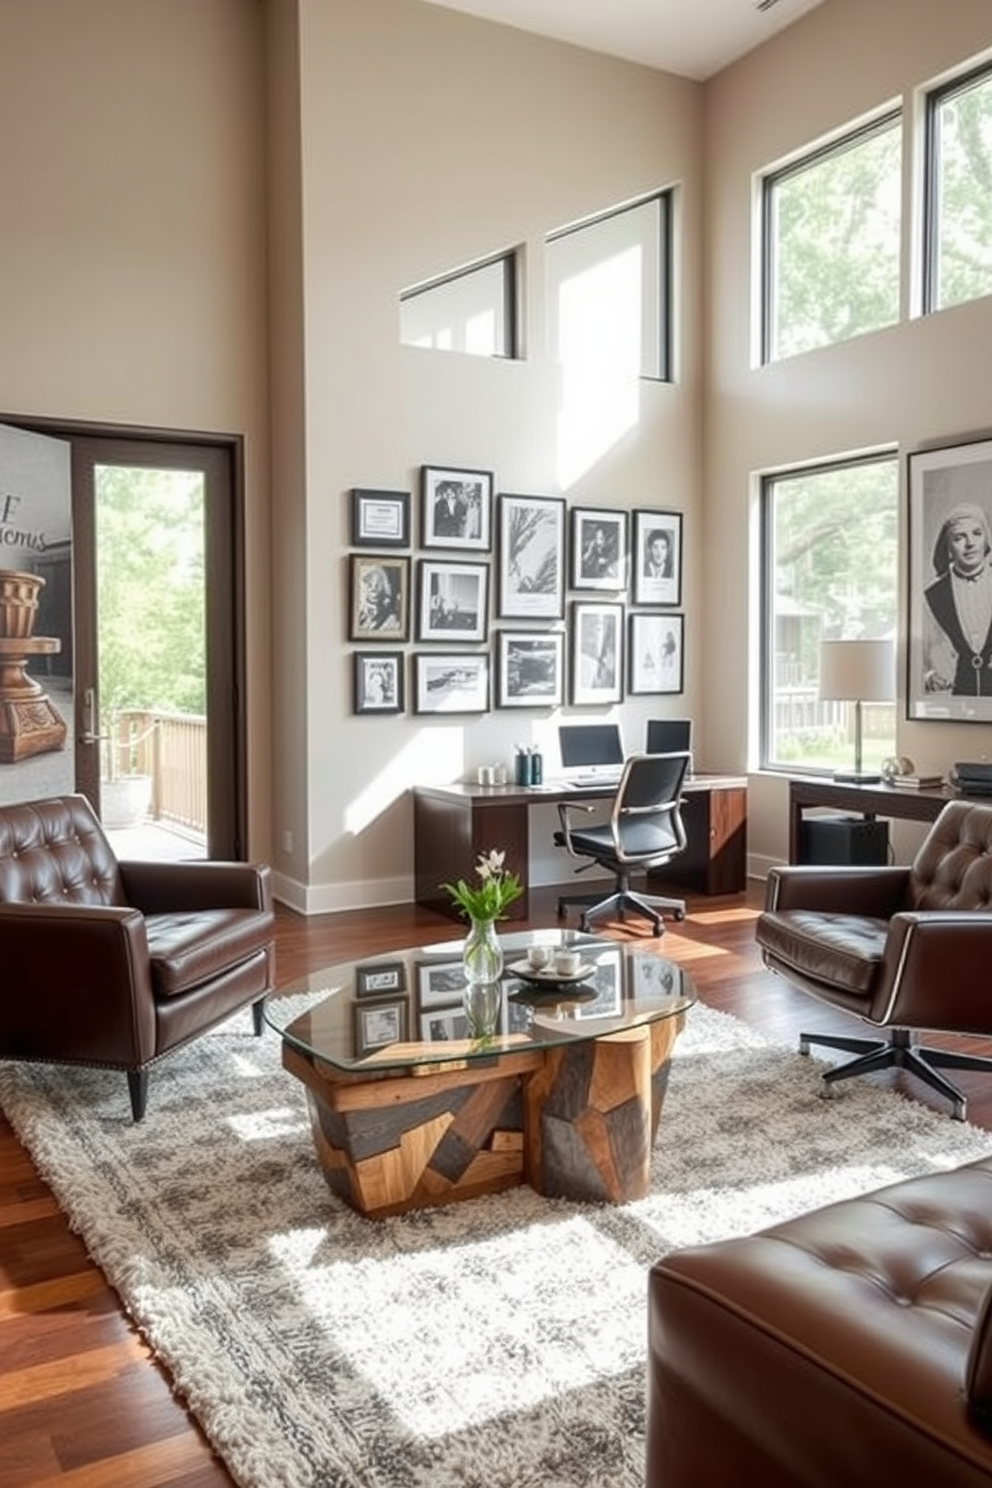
(555, 801), (599, 857)
(873, 911), (992, 1028)
(764, 864), (911, 917)
(118, 860), (274, 915)
(0, 902), (157, 1065)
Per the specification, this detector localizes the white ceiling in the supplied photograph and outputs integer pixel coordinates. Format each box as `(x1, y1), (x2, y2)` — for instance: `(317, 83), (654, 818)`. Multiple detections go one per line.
(418, 0), (829, 81)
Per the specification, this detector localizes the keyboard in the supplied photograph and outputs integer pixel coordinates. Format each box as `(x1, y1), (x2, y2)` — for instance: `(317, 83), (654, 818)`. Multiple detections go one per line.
(569, 771), (624, 787)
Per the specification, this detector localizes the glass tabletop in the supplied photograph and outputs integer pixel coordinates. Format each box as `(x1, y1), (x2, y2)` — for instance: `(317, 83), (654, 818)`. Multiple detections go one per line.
(264, 927), (696, 1074)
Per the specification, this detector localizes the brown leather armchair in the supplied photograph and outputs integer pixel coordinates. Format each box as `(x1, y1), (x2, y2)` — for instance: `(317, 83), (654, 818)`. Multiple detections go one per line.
(756, 799), (992, 1120)
(0, 793), (275, 1120)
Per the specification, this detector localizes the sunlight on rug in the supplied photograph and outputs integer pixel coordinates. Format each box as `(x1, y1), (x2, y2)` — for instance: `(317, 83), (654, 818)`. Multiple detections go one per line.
(3, 1000), (991, 1488)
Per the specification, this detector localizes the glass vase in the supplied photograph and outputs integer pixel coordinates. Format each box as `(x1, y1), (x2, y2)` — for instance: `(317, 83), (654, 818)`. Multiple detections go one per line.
(462, 979), (502, 1040)
(462, 916), (504, 987)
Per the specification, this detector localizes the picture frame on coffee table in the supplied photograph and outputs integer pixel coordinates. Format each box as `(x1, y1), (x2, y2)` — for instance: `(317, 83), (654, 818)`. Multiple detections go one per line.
(420, 1006), (469, 1043)
(353, 996), (409, 1057)
(355, 960), (407, 998)
(416, 959), (467, 1009)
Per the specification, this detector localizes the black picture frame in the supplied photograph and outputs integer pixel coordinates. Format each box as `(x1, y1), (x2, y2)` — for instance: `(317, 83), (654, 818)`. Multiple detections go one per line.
(628, 612), (684, 695)
(569, 507), (628, 592)
(569, 600), (624, 705)
(416, 558), (490, 643)
(907, 435), (992, 722)
(355, 960), (407, 997)
(632, 509), (683, 607)
(412, 652), (490, 714)
(496, 629), (564, 708)
(350, 488), (410, 548)
(348, 554), (410, 642)
(420, 465), (493, 551)
(352, 651), (404, 714)
(496, 492), (566, 619)
(416, 959), (467, 1009)
(353, 996), (409, 1057)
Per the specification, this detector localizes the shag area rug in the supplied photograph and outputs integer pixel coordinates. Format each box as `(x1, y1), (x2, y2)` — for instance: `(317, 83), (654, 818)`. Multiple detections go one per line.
(3, 1001), (991, 1488)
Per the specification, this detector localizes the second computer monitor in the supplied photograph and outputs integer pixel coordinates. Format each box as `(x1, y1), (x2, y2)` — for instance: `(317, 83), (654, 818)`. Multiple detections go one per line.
(646, 718), (692, 756)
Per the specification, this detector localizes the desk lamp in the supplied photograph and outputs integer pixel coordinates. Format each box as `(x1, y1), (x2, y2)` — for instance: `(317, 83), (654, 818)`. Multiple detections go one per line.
(818, 638), (895, 784)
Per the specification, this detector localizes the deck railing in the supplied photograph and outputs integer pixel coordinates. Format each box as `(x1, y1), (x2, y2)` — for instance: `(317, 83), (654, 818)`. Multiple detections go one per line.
(110, 709), (207, 836)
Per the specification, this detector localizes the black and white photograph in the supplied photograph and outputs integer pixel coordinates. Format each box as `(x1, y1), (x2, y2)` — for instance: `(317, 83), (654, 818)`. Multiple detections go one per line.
(353, 996), (409, 1057)
(349, 487), (410, 548)
(348, 554), (410, 642)
(420, 465), (493, 551)
(569, 601), (624, 705)
(627, 950), (677, 1004)
(632, 508), (683, 607)
(908, 436), (992, 722)
(352, 651), (404, 714)
(497, 493), (566, 619)
(413, 652), (489, 714)
(420, 1007), (470, 1043)
(355, 960), (407, 998)
(416, 960), (467, 1009)
(571, 948), (623, 1020)
(570, 507), (628, 591)
(496, 630), (564, 708)
(628, 612), (684, 695)
(417, 559), (489, 642)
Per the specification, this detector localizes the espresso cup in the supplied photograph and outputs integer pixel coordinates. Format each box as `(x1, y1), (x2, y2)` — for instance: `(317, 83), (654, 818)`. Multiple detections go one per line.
(553, 948), (581, 977)
(527, 945), (552, 970)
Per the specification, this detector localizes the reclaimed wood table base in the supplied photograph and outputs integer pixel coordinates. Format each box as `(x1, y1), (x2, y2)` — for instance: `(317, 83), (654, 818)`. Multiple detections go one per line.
(282, 1012), (685, 1218)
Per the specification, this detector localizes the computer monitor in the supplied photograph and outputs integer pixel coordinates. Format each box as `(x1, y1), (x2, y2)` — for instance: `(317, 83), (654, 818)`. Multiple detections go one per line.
(645, 718), (692, 756)
(558, 722), (625, 779)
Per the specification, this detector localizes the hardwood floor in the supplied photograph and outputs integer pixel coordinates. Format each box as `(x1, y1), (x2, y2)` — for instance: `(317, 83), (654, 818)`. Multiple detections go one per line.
(3, 883), (992, 1486)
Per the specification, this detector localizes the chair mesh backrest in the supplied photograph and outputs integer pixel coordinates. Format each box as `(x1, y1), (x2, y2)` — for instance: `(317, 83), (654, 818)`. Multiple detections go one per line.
(0, 794), (124, 907)
(909, 801), (992, 912)
(618, 750), (691, 812)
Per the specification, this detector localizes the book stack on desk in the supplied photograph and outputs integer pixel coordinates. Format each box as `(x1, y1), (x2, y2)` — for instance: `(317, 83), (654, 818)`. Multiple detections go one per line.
(890, 772), (944, 789)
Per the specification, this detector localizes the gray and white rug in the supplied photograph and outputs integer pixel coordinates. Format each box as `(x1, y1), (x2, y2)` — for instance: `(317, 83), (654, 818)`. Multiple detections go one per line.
(2, 1002), (991, 1488)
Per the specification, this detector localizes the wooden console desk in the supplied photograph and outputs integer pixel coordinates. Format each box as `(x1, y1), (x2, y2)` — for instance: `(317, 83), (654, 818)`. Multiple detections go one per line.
(413, 774), (748, 921)
(787, 776), (968, 863)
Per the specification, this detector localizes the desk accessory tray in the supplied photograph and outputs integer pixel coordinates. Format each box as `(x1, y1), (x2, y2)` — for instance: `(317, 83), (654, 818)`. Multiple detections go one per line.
(506, 958), (596, 987)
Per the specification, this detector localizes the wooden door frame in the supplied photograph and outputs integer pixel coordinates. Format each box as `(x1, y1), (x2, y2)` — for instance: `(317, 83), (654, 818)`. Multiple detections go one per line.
(0, 412), (248, 859)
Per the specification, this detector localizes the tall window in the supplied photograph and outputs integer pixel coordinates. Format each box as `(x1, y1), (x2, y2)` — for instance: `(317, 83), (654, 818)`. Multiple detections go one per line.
(925, 63), (992, 313)
(762, 112), (902, 362)
(545, 193), (671, 381)
(400, 251), (517, 358)
(761, 456), (898, 773)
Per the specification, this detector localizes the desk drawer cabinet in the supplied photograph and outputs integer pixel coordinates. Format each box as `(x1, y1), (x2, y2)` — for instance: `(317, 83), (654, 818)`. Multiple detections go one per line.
(648, 785), (747, 896)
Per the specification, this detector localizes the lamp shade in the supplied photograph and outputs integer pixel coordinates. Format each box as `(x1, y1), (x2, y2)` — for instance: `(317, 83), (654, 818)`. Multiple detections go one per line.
(818, 639), (895, 703)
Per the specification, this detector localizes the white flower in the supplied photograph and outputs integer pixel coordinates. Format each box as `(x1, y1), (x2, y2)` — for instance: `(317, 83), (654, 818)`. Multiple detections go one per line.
(477, 850), (505, 881)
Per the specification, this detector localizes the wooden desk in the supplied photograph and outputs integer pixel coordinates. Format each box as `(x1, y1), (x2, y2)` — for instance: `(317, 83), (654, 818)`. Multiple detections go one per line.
(413, 774), (748, 920)
(787, 776), (966, 862)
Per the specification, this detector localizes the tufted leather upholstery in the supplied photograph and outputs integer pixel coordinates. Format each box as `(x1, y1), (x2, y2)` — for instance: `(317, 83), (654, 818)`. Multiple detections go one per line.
(648, 1157), (992, 1487)
(0, 794), (275, 1119)
(755, 801), (992, 1118)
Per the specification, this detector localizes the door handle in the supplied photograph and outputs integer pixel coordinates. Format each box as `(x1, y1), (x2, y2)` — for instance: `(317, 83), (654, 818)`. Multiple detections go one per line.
(79, 685), (108, 745)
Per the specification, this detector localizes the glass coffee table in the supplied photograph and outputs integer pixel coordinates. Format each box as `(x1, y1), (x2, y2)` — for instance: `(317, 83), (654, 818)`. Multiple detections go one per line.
(265, 928), (695, 1218)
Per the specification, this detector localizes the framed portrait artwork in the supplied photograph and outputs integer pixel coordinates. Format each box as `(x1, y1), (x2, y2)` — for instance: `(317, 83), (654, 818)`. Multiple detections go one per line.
(628, 612), (684, 695)
(419, 1007), (469, 1043)
(569, 507), (628, 592)
(496, 630), (564, 709)
(352, 651), (404, 714)
(355, 960), (407, 998)
(349, 488), (410, 548)
(569, 601), (624, 705)
(907, 436), (992, 722)
(632, 509), (683, 607)
(348, 554), (410, 642)
(413, 652), (490, 714)
(353, 996), (409, 1058)
(420, 465), (493, 551)
(496, 493), (566, 619)
(416, 559), (489, 643)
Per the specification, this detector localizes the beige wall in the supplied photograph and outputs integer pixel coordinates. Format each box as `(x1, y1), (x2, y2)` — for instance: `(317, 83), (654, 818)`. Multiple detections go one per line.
(703, 0), (992, 875)
(0, 0), (274, 858)
(274, 0), (704, 910)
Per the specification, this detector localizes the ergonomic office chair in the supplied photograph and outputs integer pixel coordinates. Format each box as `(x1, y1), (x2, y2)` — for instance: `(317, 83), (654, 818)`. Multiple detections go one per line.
(554, 751), (691, 935)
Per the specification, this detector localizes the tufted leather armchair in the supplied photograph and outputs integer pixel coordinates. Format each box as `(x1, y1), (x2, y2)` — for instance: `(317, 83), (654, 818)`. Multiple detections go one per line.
(0, 793), (275, 1119)
(756, 799), (992, 1120)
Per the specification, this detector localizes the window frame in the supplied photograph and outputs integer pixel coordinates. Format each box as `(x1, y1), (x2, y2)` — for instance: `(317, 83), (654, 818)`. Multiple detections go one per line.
(760, 108), (902, 365)
(399, 249), (519, 360)
(922, 59), (992, 316)
(759, 451), (899, 775)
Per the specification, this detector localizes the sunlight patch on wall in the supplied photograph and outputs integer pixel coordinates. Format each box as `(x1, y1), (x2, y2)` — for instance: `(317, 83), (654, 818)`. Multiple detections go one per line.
(343, 727), (468, 836)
